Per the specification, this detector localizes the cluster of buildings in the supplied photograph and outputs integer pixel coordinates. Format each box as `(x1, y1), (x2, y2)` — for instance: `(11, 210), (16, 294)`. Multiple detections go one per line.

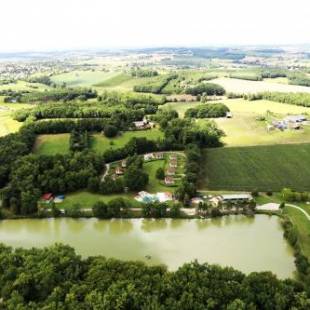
(190, 193), (253, 208)
(133, 119), (156, 130)
(164, 154), (178, 186)
(268, 115), (308, 131)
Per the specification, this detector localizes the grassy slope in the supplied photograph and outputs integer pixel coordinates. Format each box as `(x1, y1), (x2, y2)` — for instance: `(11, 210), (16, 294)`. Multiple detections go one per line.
(0, 101), (34, 137)
(34, 129), (164, 156)
(201, 144), (310, 192)
(51, 71), (119, 87)
(284, 207), (310, 258)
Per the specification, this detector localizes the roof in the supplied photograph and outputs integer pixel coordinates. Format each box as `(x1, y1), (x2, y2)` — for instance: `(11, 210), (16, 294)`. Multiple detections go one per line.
(221, 194), (252, 200)
(42, 193), (53, 200)
(284, 115), (307, 122)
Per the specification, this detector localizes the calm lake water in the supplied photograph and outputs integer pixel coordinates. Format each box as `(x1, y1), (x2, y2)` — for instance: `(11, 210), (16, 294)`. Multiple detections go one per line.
(0, 215), (295, 278)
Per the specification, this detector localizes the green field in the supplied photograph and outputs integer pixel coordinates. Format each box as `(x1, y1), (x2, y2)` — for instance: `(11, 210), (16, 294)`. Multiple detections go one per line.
(57, 191), (141, 210)
(201, 144), (310, 192)
(94, 73), (132, 87)
(90, 129), (163, 153)
(34, 134), (70, 155)
(34, 129), (164, 155)
(0, 102), (33, 137)
(284, 207), (310, 258)
(51, 70), (120, 87)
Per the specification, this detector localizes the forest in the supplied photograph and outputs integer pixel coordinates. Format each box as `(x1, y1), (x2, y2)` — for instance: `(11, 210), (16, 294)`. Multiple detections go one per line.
(0, 243), (308, 309)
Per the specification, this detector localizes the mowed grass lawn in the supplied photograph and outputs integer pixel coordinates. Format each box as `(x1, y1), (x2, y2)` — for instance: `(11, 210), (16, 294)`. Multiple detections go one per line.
(34, 129), (164, 155)
(51, 70), (120, 87)
(284, 207), (310, 258)
(201, 143), (310, 192)
(90, 129), (163, 154)
(57, 191), (142, 210)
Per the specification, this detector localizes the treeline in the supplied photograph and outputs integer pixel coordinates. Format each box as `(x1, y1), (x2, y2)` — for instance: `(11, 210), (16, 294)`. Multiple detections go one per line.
(185, 82), (225, 96)
(5, 87), (97, 103)
(1, 152), (104, 215)
(184, 103), (229, 118)
(228, 91), (310, 107)
(0, 243), (308, 309)
(28, 75), (53, 86)
(131, 68), (158, 77)
(133, 74), (178, 94)
(175, 145), (203, 204)
(229, 73), (263, 81)
(289, 74), (310, 87)
(14, 102), (145, 122)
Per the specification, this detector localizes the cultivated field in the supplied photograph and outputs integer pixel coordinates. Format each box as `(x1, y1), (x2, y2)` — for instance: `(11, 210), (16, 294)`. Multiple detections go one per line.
(201, 143), (310, 192)
(211, 77), (310, 94)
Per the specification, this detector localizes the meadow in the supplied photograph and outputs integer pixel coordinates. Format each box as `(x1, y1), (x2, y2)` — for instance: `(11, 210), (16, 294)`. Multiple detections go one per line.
(50, 70), (119, 87)
(57, 191), (141, 210)
(0, 100), (33, 136)
(201, 143), (310, 192)
(34, 129), (164, 155)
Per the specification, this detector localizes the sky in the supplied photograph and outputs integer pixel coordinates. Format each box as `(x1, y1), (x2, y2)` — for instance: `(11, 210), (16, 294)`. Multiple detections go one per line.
(0, 0), (309, 52)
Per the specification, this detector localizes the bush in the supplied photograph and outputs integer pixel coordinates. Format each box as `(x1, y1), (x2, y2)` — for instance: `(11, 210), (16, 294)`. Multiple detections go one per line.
(104, 124), (118, 138)
(156, 167), (165, 180)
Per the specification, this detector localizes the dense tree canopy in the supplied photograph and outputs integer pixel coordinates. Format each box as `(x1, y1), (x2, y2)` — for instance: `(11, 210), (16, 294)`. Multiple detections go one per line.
(0, 243), (308, 309)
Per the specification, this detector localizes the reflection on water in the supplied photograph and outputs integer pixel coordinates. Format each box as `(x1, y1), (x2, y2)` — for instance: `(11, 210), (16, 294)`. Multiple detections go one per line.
(0, 215), (295, 279)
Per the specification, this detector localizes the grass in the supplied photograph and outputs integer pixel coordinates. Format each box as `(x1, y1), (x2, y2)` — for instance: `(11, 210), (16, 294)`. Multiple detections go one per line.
(51, 70), (119, 87)
(284, 207), (310, 258)
(94, 73), (132, 87)
(34, 129), (164, 156)
(90, 129), (163, 154)
(57, 191), (142, 210)
(34, 134), (70, 155)
(211, 77), (310, 94)
(161, 101), (200, 117)
(0, 102), (34, 137)
(0, 80), (50, 92)
(201, 143), (310, 192)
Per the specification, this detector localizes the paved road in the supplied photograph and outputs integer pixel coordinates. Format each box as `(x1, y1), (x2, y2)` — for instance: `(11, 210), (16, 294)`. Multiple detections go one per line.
(286, 204), (310, 221)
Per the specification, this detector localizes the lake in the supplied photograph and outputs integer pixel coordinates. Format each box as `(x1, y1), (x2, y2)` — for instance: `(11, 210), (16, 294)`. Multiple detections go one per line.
(0, 215), (295, 278)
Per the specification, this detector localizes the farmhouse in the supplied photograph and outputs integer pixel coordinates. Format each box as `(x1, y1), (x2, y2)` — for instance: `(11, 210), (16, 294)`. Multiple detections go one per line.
(169, 154), (177, 160)
(133, 121), (150, 130)
(169, 159), (178, 168)
(190, 197), (204, 206)
(166, 167), (176, 176)
(144, 153), (155, 161)
(154, 152), (164, 159)
(284, 115), (307, 123)
(121, 160), (127, 168)
(41, 193), (53, 202)
(164, 176), (175, 185)
(221, 194), (253, 202)
(115, 167), (124, 175)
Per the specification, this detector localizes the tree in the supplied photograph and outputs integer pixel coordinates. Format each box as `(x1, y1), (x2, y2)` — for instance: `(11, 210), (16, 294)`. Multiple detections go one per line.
(124, 165), (148, 191)
(104, 125), (118, 138)
(92, 201), (109, 218)
(156, 167), (165, 180)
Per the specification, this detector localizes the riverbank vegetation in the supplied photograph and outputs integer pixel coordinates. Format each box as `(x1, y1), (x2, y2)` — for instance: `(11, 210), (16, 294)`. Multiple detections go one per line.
(0, 243), (308, 309)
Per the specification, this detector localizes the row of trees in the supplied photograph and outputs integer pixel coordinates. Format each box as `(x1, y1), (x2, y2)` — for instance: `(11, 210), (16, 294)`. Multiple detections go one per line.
(5, 87), (97, 103)
(0, 243), (308, 309)
(185, 82), (225, 96)
(184, 103), (230, 118)
(133, 74), (178, 94)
